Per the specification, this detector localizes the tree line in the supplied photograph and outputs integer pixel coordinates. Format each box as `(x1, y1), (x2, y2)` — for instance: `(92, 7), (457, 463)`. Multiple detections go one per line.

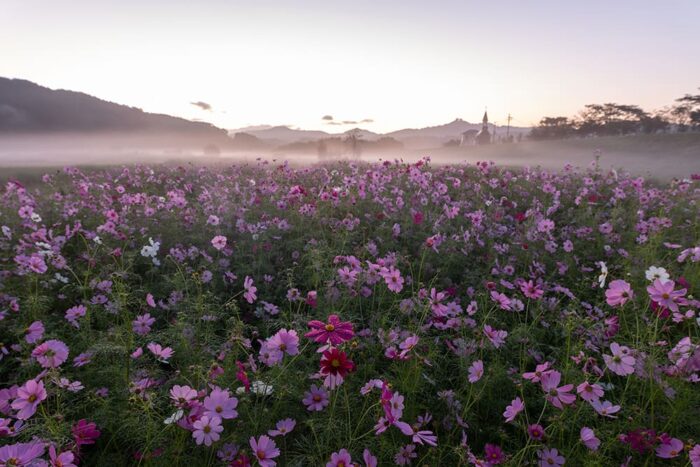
(530, 88), (700, 140)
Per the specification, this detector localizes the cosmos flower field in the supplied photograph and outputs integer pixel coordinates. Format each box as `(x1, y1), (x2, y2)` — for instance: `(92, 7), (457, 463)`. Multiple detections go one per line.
(1, 158), (699, 466)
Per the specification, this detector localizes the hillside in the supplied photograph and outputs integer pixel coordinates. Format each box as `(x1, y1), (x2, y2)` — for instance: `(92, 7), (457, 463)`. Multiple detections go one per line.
(0, 77), (229, 142)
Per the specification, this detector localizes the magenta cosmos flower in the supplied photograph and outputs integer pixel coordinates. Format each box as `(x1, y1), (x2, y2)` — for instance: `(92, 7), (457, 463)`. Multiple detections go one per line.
(326, 448), (352, 467)
(603, 342), (636, 376)
(605, 279), (634, 307)
(647, 279), (686, 312)
(305, 314), (354, 345)
(302, 385), (329, 411)
(11, 379), (47, 420)
(192, 416), (224, 446)
(203, 388), (238, 420)
(250, 435), (280, 467)
(72, 419), (101, 447)
(0, 441), (45, 466)
(32, 339), (69, 368)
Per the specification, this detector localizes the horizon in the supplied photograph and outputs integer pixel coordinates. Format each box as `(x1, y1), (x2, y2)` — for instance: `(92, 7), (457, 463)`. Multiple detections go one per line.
(2, 0), (699, 133)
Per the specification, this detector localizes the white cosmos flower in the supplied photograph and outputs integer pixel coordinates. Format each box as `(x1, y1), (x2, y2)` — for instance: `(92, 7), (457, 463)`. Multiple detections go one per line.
(598, 261), (608, 288)
(236, 380), (274, 396)
(30, 212), (42, 223)
(164, 409), (184, 425)
(645, 266), (670, 282)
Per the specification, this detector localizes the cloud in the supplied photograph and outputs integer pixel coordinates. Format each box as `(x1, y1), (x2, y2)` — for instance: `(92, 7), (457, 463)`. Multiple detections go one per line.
(191, 101), (212, 111)
(323, 115), (374, 126)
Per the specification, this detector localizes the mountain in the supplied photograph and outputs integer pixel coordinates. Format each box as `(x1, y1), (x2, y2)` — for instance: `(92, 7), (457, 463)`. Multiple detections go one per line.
(229, 125), (332, 144)
(0, 77), (230, 144)
(230, 118), (531, 149)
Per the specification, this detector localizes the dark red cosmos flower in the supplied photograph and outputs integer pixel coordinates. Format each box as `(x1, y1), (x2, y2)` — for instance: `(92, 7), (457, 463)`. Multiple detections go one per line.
(319, 348), (355, 378)
(305, 315), (354, 345)
(72, 419), (101, 447)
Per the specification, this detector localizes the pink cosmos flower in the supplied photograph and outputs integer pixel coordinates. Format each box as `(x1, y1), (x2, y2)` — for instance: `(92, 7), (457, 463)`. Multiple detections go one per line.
(146, 293), (157, 308)
(394, 444), (417, 466)
(576, 381), (604, 402)
(468, 360), (484, 383)
(580, 427), (601, 451)
(64, 305), (87, 328)
(603, 342), (636, 376)
(305, 315), (354, 345)
(363, 449), (378, 467)
(267, 329), (300, 356)
(540, 371), (575, 409)
(268, 418), (295, 437)
(520, 280), (544, 300)
(647, 279), (686, 312)
(382, 267), (404, 293)
(394, 421), (438, 446)
(24, 321), (44, 344)
(326, 448), (352, 467)
(132, 313), (155, 336)
(537, 448), (565, 467)
(490, 291), (512, 311)
(656, 437), (683, 459)
(11, 379), (47, 420)
(49, 444), (77, 467)
(32, 339), (69, 368)
(605, 279), (634, 307)
(523, 362), (552, 383)
(203, 388), (238, 420)
(0, 441), (45, 466)
(483, 325), (508, 348)
(192, 416), (224, 446)
(503, 397), (524, 423)
(211, 235), (227, 251)
(591, 400), (621, 418)
(243, 276), (257, 303)
(170, 385), (198, 407)
(689, 444), (700, 467)
(147, 342), (174, 362)
(303, 385), (329, 411)
(250, 435), (280, 467)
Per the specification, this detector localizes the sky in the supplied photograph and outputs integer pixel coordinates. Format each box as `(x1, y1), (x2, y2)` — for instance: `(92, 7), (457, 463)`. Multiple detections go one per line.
(1, 0), (699, 133)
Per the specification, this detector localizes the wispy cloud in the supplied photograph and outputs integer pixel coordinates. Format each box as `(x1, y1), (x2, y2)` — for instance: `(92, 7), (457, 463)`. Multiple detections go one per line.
(323, 115), (373, 126)
(191, 101), (212, 111)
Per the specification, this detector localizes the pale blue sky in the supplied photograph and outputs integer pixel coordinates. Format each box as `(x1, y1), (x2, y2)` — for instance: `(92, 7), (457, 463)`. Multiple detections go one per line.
(1, 0), (698, 132)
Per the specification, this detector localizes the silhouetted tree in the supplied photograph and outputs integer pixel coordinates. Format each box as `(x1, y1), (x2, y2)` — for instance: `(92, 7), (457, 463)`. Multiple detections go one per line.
(530, 117), (575, 140)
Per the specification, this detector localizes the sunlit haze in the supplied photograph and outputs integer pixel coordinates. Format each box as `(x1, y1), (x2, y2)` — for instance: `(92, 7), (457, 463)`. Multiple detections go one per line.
(2, 0), (699, 132)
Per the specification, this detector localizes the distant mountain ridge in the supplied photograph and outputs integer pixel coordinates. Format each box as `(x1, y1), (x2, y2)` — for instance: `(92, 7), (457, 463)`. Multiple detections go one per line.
(0, 77), (229, 142)
(231, 118), (530, 148)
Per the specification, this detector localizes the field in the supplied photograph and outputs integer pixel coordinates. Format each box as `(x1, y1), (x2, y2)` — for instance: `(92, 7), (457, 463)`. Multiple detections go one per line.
(0, 158), (699, 466)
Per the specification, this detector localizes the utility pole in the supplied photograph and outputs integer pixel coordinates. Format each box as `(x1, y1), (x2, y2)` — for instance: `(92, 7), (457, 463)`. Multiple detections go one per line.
(506, 113), (512, 138)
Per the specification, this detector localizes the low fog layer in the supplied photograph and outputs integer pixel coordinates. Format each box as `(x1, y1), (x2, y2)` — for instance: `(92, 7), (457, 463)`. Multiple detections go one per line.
(1, 132), (699, 181)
